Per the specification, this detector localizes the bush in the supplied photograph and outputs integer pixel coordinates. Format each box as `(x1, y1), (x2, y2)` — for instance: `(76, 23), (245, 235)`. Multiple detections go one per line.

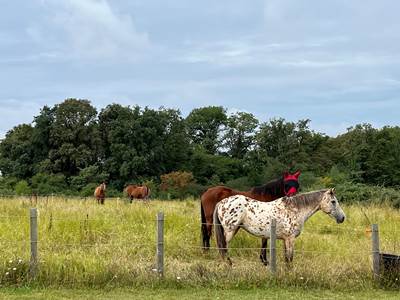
(141, 179), (158, 198)
(160, 171), (196, 199)
(80, 183), (98, 197)
(14, 180), (31, 196)
(0, 177), (18, 195)
(30, 173), (68, 195)
(335, 182), (400, 208)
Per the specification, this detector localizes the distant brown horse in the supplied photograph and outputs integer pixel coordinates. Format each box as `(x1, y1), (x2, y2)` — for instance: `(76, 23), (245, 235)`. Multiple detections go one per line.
(201, 171), (301, 265)
(124, 184), (151, 203)
(94, 182), (106, 205)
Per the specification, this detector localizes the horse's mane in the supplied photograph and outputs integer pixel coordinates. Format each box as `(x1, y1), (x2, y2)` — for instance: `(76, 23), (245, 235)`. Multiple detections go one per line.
(284, 189), (328, 209)
(250, 177), (284, 196)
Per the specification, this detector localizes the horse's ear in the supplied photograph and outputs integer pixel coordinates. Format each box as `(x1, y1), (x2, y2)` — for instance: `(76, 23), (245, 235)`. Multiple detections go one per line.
(331, 187), (336, 194)
(294, 170), (301, 178)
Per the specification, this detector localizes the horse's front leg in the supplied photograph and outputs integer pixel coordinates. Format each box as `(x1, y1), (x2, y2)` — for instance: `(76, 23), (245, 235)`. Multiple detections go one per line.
(259, 238), (269, 266)
(283, 237), (295, 264)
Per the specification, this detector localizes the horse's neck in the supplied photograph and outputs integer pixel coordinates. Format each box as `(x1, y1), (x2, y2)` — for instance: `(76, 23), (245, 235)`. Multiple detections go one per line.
(297, 202), (321, 225)
(247, 180), (283, 198)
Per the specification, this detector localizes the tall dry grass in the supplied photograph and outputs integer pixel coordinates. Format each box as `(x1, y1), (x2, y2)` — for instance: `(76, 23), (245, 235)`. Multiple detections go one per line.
(0, 196), (399, 289)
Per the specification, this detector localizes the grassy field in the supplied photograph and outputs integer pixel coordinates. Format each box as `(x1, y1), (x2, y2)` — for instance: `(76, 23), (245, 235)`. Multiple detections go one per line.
(0, 196), (399, 293)
(1, 286), (400, 300)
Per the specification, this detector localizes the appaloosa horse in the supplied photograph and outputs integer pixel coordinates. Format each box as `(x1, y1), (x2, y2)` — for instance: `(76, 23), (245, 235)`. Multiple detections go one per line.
(214, 188), (345, 265)
(94, 182), (106, 205)
(124, 184), (151, 203)
(201, 171), (301, 264)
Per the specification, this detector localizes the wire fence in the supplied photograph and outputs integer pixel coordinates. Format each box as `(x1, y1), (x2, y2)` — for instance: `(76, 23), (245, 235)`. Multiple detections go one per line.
(0, 207), (399, 282)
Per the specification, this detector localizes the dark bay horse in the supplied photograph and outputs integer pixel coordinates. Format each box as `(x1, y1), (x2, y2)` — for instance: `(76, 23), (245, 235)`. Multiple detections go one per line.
(94, 182), (106, 205)
(201, 171), (300, 264)
(124, 184), (151, 203)
(214, 189), (345, 265)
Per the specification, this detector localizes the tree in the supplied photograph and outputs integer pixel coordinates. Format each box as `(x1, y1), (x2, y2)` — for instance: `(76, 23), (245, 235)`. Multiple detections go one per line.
(99, 104), (190, 187)
(224, 111), (258, 158)
(186, 106), (227, 154)
(48, 99), (100, 177)
(98, 103), (140, 187)
(31, 105), (54, 168)
(0, 124), (35, 179)
(364, 126), (400, 186)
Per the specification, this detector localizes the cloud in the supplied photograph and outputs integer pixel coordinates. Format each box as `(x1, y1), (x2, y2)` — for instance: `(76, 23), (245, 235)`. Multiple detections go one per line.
(34, 0), (150, 61)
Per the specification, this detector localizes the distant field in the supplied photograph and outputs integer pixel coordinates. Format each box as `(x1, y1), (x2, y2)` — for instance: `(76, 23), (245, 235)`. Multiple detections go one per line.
(0, 196), (399, 291)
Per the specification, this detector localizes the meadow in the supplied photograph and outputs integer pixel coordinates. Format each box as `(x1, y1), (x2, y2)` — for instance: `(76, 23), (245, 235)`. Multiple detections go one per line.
(0, 195), (399, 293)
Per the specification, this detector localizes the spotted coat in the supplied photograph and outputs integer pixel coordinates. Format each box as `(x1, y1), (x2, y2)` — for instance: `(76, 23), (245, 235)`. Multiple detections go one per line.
(214, 189), (346, 264)
(217, 195), (303, 240)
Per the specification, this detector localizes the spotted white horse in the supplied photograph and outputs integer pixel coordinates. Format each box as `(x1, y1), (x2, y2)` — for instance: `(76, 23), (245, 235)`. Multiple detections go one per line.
(213, 188), (345, 265)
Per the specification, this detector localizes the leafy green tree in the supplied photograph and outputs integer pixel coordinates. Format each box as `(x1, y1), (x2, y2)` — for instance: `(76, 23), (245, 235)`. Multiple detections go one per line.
(48, 99), (101, 177)
(333, 123), (376, 181)
(364, 126), (400, 186)
(31, 105), (54, 169)
(186, 106), (227, 154)
(99, 104), (190, 187)
(224, 112), (258, 159)
(0, 124), (35, 179)
(189, 147), (243, 185)
(255, 118), (327, 170)
(98, 103), (140, 187)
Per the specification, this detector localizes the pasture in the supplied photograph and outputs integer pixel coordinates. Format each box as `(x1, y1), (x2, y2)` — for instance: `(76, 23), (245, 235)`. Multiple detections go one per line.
(0, 196), (399, 291)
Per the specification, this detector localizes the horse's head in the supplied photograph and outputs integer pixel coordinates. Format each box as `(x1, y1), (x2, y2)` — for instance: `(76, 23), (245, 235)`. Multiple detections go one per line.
(101, 182), (106, 191)
(320, 188), (345, 224)
(283, 170), (301, 196)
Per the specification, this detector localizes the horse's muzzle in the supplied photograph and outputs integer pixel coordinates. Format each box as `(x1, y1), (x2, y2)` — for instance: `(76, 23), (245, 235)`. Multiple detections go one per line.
(336, 215), (345, 224)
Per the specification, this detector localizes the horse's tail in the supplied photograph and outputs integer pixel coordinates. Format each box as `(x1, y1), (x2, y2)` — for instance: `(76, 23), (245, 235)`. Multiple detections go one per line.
(200, 200), (209, 249)
(146, 186), (151, 199)
(213, 203), (227, 258)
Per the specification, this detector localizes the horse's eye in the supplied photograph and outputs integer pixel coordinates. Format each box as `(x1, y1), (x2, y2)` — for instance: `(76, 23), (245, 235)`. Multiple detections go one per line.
(331, 200), (336, 205)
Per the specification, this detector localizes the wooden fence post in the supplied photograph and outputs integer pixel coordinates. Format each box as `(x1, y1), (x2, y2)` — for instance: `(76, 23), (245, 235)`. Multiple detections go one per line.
(30, 208), (38, 278)
(371, 223), (380, 281)
(156, 212), (164, 277)
(270, 218), (277, 275)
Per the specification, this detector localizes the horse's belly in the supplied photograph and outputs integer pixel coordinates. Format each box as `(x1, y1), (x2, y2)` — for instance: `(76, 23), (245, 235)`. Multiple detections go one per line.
(241, 215), (272, 238)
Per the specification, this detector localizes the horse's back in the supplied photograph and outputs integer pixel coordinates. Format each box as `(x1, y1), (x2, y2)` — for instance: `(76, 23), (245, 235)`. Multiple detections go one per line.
(125, 185), (150, 199)
(218, 195), (278, 237)
(201, 186), (236, 205)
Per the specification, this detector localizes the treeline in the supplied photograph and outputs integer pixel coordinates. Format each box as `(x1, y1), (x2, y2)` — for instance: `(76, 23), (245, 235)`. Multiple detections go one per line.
(0, 98), (400, 204)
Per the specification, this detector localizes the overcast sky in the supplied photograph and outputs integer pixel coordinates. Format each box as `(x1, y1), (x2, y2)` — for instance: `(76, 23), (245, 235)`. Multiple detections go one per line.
(1, 0), (400, 138)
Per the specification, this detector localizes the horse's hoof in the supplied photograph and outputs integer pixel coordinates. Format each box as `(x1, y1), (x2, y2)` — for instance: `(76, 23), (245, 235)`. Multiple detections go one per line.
(259, 255), (269, 266)
(227, 258), (233, 266)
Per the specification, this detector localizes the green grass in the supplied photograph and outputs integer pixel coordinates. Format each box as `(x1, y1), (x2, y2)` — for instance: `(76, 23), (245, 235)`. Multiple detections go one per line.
(0, 287), (400, 300)
(0, 196), (399, 291)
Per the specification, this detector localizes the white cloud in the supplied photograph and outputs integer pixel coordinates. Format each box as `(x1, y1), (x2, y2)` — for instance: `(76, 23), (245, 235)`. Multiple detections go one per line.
(37, 0), (150, 60)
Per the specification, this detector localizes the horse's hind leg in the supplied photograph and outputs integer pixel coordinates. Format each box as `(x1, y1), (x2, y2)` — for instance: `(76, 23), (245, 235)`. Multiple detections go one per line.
(205, 215), (213, 249)
(260, 238), (269, 266)
(283, 237), (295, 264)
(223, 228), (239, 266)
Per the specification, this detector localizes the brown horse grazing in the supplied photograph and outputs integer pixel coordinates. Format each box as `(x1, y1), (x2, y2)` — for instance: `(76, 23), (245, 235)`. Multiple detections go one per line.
(124, 184), (151, 203)
(94, 182), (106, 205)
(201, 171), (301, 265)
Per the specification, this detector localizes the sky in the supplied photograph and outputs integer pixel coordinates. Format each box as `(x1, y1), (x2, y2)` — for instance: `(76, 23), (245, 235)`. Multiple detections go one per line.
(1, 0), (400, 138)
